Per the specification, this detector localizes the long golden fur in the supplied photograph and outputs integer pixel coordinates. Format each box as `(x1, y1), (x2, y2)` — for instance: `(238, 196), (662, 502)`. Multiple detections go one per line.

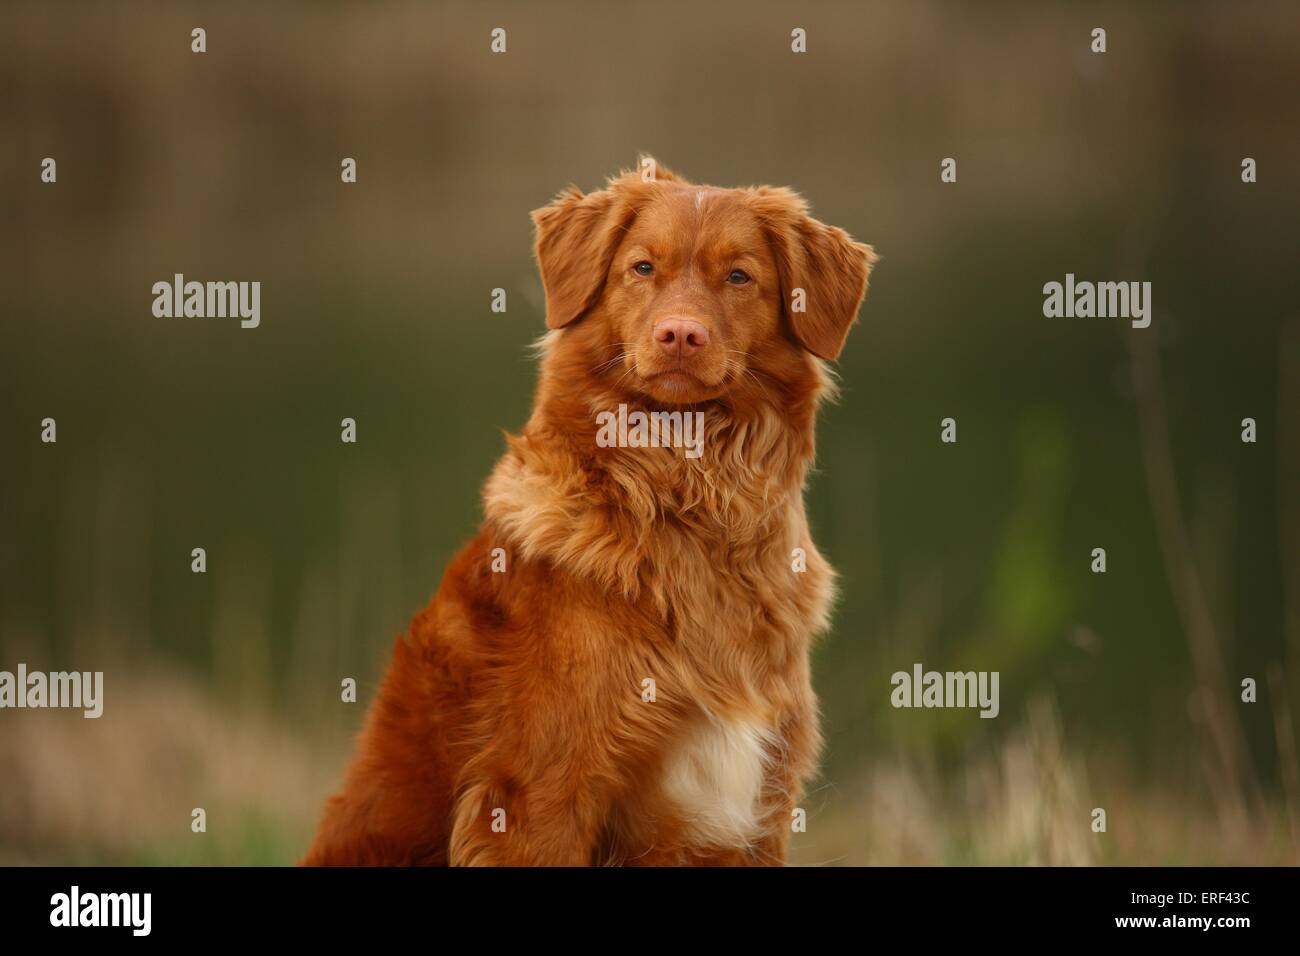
(303, 160), (876, 865)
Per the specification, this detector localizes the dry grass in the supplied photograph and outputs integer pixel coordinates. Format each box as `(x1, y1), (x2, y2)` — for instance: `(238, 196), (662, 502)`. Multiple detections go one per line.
(3, 673), (1292, 865)
(792, 699), (1296, 866)
(0, 667), (347, 865)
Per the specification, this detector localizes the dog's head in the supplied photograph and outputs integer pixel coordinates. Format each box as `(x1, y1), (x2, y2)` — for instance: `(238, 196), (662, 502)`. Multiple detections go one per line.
(531, 160), (876, 408)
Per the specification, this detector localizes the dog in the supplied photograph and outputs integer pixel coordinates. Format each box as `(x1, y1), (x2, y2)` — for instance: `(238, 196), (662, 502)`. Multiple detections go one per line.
(302, 160), (876, 866)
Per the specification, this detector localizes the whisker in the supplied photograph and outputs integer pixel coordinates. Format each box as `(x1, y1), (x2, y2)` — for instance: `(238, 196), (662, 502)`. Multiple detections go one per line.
(589, 341), (640, 377)
(722, 349), (779, 406)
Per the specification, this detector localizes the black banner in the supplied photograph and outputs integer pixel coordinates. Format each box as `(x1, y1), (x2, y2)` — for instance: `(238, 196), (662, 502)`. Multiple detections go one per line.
(0, 866), (1280, 942)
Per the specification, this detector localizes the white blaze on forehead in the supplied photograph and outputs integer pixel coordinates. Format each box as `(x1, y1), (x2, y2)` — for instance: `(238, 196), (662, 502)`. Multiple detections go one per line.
(693, 187), (725, 211)
(691, 187), (733, 221)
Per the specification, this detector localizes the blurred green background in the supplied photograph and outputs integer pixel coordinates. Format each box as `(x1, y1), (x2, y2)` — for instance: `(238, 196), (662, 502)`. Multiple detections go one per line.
(1, 1), (1297, 865)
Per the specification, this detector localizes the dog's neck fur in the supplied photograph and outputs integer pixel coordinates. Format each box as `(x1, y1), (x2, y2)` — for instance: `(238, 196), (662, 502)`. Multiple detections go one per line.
(483, 331), (832, 605)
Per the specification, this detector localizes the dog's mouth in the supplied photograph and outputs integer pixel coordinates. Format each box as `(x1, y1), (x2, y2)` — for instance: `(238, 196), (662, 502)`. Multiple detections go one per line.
(646, 369), (709, 387)
(638, 367), (729, 403)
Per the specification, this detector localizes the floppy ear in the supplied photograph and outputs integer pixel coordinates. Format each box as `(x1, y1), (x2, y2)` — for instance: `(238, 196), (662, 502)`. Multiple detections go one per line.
(530, 186), (632, 330)
(532, 160), (689, 330)
(751, 186), (877, 361)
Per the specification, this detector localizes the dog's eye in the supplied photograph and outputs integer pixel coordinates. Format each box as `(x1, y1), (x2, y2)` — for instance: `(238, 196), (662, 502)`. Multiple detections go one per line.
(727, 269), (751, 285)
(633, 261), (654, 276)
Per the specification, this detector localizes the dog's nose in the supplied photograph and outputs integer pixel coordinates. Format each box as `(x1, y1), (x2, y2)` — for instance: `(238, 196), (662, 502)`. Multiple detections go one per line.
(653, 318), (710, 358)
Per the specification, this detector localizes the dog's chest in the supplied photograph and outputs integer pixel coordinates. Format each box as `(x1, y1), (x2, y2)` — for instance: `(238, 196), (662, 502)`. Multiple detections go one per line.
(659, 715), (773, 847)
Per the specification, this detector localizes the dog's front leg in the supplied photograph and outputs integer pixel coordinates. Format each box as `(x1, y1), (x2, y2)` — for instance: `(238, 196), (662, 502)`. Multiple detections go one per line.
(750, 702), (822, 866)
(448, 771), (608, 866)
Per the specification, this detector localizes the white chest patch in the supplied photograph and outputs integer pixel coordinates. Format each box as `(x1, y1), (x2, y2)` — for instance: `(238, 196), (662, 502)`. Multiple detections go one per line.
(660, 715), (774, 848)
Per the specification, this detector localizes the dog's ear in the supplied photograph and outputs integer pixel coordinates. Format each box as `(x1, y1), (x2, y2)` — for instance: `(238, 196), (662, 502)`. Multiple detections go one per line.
(750, 186), (877, 361)
(531, 186), (629, 330)
(532, 161), (689, 330)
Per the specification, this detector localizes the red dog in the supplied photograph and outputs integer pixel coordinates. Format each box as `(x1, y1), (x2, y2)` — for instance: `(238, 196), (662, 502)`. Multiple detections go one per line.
(303, 160), (876, 865)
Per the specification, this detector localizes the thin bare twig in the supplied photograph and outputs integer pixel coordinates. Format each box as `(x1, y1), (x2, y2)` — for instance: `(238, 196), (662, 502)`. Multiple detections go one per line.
(1119, 221), (1257, 834)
